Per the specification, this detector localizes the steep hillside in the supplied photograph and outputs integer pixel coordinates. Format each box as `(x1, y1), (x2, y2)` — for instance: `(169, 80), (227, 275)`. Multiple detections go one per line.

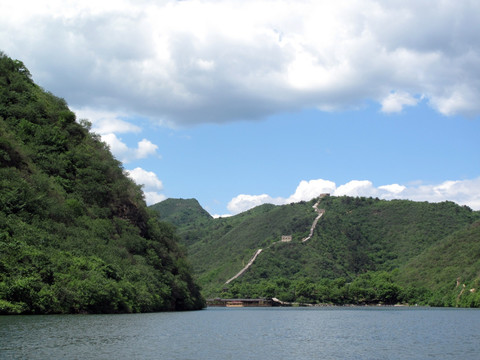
(0, 52), (204, 314)
(151, 196), (480, 305)
(179, 200), (316, 290)
(397, 220), (480, 307)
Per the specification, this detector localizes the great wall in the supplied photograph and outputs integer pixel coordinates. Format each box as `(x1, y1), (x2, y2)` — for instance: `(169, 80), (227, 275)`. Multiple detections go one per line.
(225, 249), (263, 284)
(301, 197), (326, 243)
(224, 194), (328, 284)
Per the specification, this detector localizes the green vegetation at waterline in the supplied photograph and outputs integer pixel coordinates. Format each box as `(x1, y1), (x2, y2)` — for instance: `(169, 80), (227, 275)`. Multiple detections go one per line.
(151, 196), (480, 307)
(0, 53), (205, 314)
(220, 271), (418, 306)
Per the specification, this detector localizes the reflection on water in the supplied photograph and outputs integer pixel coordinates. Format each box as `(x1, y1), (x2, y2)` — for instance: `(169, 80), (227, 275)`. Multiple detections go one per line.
(1, 307), (480, 359)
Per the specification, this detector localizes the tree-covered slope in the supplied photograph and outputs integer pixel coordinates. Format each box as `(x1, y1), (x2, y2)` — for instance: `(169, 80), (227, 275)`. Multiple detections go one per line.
(150, 198), (212, 228)
(151, 196), (480, 306)
(396, 220), (480, 307)
(0, 52), (204, 314)
(173, 200), (316, 291)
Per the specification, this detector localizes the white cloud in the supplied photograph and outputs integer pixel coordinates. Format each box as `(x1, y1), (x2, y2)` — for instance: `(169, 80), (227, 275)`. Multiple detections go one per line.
(286, 179), (336, 203)
(72, 107), (159, 163)
(212, 213), (233, 219)
(101, 133), (129, 157)
(381, 92), (419, 113)
(227, 179), (336, 214)
(135, 139), (158, 159)
(429, 85), (480, 117)
(378, 183), (406, 195)
(226, 177), (480, 215)
(73, 107), (141, 134)
(126, 167), (165, 205)
(143, 191), (167, 205)
(126, 167), (163, 190)
(100, 134), (158, 163)
(2, 0), (480, 126)
(227, 194), (280, 214)
(401, 179), (480, 210)
(334, 180), (377, 197)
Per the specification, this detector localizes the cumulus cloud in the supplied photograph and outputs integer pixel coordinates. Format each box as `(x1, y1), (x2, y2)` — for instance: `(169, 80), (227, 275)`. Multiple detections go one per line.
(400, 178), (480, 210)
(334, 180), (377, 197)
(2, 0), (480, 127)
(378, 183), (406, 195)
(226, 177), (480, 215)
(73, 107), (141, 135)
(227, 179), (336, 214)
(73, 107), (160, 163)
(135, 139), (159, 159)
(100, 134), (158, 163)
(285, 179), (336, 203)
(143, 191), (167, 205)
(380, 92), (420, 113)
(101, 133), (129, 158)
(126, 167), (165, 205)
(126, 167), (164, 190)
(227, 194), (281, 214)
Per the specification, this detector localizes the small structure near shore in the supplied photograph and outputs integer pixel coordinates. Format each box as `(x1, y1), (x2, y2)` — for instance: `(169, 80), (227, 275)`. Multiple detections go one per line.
(206, 298), (321, 307)
(206, 298), (274, 307)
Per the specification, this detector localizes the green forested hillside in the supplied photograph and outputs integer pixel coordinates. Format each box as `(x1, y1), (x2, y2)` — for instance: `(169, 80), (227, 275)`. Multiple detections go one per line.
(397, 220), (480, 307)
(151, 195), (480, 306)
(150, 198), (212, 229)
(0, 52), (204, 314)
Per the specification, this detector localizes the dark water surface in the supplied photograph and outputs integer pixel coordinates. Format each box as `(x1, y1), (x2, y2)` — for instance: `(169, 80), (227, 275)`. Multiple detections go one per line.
(1, 307), (479, 359)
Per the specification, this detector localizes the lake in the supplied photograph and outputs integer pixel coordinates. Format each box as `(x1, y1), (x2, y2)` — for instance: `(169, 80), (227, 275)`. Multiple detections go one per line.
(1, 307), (479, 359)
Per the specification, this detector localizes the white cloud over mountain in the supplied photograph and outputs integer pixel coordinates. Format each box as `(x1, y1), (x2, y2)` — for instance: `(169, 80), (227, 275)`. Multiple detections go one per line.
(73, 107), (160, 163)
(126, 167), (166, 205)
(227, 178), (480, 214)
(73, 108), (141, 135)
(2, 0), (480, 126)
(100, 134), (158, 163)
(126, 167), (164, 191)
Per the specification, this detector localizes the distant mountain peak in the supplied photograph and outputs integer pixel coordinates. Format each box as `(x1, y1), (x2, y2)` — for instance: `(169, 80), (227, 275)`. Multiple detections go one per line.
(150, 198), (212, 226)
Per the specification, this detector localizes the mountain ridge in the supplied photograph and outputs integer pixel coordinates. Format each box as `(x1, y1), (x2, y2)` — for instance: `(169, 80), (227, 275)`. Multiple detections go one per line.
(150, 195), (480, 306)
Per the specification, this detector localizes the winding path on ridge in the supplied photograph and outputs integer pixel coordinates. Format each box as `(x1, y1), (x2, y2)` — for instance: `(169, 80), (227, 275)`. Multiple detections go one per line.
(301, 198), (325, 243)
(224, 195), (327, 284)
(225, 249), (263, 284)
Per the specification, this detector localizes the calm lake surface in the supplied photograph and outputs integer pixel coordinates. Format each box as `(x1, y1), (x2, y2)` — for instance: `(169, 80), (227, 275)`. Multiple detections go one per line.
(1, 307), (480, 359)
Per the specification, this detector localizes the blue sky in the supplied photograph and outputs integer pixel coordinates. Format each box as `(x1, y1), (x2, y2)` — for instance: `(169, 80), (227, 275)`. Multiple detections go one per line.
(113, 100), (480, 215)
(1, 0), (479, 215)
